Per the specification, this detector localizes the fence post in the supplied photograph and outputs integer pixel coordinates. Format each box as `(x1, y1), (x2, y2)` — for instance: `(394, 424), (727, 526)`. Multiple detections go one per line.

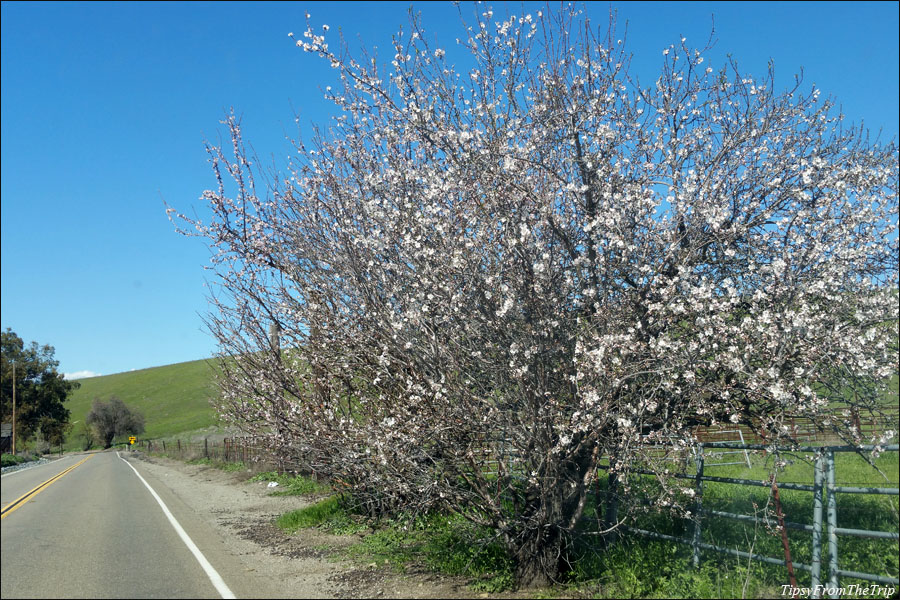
(826, 449), (839, 598)
(736, 430), (752, 468)
(771, 476), (797, 589)
(692, 447), (705, 569)
(204, 437), (209, 459)
(603, 454), (620, 546)
(811, 452), (825, 598)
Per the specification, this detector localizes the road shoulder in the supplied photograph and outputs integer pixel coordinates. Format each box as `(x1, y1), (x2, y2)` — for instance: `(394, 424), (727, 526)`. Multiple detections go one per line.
(125, 453), (490, 599)
(124, 452), (342, 599)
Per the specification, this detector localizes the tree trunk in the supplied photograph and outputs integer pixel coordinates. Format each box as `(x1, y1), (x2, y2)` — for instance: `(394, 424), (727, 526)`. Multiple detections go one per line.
(513, 527), (561, 588)
(512, 483), (572, 587)
(511, 443), (598, 587)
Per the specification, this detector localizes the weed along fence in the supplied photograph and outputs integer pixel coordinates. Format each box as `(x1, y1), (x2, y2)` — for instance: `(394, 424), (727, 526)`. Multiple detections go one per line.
(601, 443), (899, 598)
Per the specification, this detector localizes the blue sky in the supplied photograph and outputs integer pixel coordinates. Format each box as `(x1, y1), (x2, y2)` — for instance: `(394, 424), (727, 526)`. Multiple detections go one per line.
(2, 1), (898, 379)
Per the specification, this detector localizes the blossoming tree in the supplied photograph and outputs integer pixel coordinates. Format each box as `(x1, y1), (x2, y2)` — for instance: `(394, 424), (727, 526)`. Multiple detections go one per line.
(172, 6), (898, 586)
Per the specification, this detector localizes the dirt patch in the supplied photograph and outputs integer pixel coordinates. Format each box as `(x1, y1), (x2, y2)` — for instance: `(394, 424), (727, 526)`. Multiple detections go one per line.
(128, 452), (532, 599)
(228, 516), (357, 560)
(329, 564), (489, 599)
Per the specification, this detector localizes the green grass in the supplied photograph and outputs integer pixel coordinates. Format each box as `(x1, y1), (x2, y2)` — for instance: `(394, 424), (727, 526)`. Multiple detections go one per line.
(580, 449), (899, 597)
(266, 450), (898, 596)
(275, 498), (514, 592)
(276, 495), (365, 534)
(65, 358), (220, 450)
(219, 460), (246, 472)
(700, 445), (900, 484)
(413, 514), (515, 592)
(566, 537), (780, 598)
(1, 453), (31, 468)
(250, 471), (331, 496)
(183, 457), (248, 473)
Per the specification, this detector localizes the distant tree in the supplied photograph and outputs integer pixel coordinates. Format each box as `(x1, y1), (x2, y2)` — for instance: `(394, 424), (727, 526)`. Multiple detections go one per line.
(85, 396), (145, 449)
(1, 328), (77, 447)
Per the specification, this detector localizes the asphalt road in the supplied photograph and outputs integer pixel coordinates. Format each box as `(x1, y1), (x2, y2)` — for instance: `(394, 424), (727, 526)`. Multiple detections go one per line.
(1, 451), (242, 599)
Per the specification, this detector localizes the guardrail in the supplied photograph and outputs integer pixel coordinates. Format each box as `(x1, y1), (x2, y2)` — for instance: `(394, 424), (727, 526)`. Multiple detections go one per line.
(602, 443), (898, 598)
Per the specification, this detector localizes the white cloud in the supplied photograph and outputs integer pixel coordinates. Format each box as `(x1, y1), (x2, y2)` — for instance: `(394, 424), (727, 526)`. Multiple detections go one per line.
(64, 370), (101, 380)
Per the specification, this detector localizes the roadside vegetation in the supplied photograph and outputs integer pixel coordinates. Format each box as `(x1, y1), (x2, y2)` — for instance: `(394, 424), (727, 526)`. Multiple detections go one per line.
(1, 453), (31, 468)
(275, 496), (516, 593)
(184, 457), (247, 473)
(266, 449), (897, 597)
(250, 470), (330, 496)
(2, 329), (78, 453)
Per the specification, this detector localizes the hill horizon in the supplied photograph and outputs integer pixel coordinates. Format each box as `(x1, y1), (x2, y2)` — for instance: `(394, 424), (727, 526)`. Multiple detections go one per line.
(64, 357), (222, 450)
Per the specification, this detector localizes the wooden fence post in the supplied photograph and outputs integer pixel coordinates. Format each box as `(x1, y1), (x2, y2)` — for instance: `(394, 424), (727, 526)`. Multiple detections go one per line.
(771, 476), (797, 589)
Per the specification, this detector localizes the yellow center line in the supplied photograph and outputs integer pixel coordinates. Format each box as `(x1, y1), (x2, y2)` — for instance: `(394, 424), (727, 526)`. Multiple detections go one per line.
(1, 455), (94, 519)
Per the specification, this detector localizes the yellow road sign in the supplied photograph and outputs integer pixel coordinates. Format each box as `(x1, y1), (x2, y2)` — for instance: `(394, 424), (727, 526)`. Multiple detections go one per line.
(129, 436), (136, 444)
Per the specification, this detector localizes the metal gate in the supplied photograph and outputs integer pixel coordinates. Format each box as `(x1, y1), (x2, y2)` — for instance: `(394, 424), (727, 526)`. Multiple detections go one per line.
(611, 443), (898, 598)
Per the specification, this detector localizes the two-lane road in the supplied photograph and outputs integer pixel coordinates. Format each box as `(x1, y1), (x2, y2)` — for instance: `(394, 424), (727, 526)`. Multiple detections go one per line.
(1, 451), (236, 599)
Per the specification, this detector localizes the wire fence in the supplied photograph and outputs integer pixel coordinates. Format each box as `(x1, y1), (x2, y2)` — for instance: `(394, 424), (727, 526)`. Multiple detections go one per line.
(130, 436), (306, 475)
(602, 444), (899, 599)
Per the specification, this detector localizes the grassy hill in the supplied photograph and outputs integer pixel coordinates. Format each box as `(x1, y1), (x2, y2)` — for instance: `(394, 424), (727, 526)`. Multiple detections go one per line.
(65, 358), (221, 449)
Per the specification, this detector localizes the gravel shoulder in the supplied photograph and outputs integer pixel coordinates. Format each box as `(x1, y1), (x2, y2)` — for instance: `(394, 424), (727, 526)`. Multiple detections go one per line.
(129, 452), (519, 599)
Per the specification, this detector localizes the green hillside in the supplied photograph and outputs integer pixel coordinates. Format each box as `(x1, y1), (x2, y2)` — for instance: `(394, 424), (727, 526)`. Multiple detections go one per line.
(65, 358), (221, 449)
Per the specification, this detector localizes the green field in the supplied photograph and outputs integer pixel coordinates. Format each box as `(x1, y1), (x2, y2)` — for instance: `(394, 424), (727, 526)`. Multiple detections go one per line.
(64, 358), (221, 449)
(585, 449), (899, 597)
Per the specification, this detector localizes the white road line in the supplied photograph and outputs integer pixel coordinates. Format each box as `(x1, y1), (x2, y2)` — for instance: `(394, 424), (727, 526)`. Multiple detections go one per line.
(117, 452), (236, 599)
